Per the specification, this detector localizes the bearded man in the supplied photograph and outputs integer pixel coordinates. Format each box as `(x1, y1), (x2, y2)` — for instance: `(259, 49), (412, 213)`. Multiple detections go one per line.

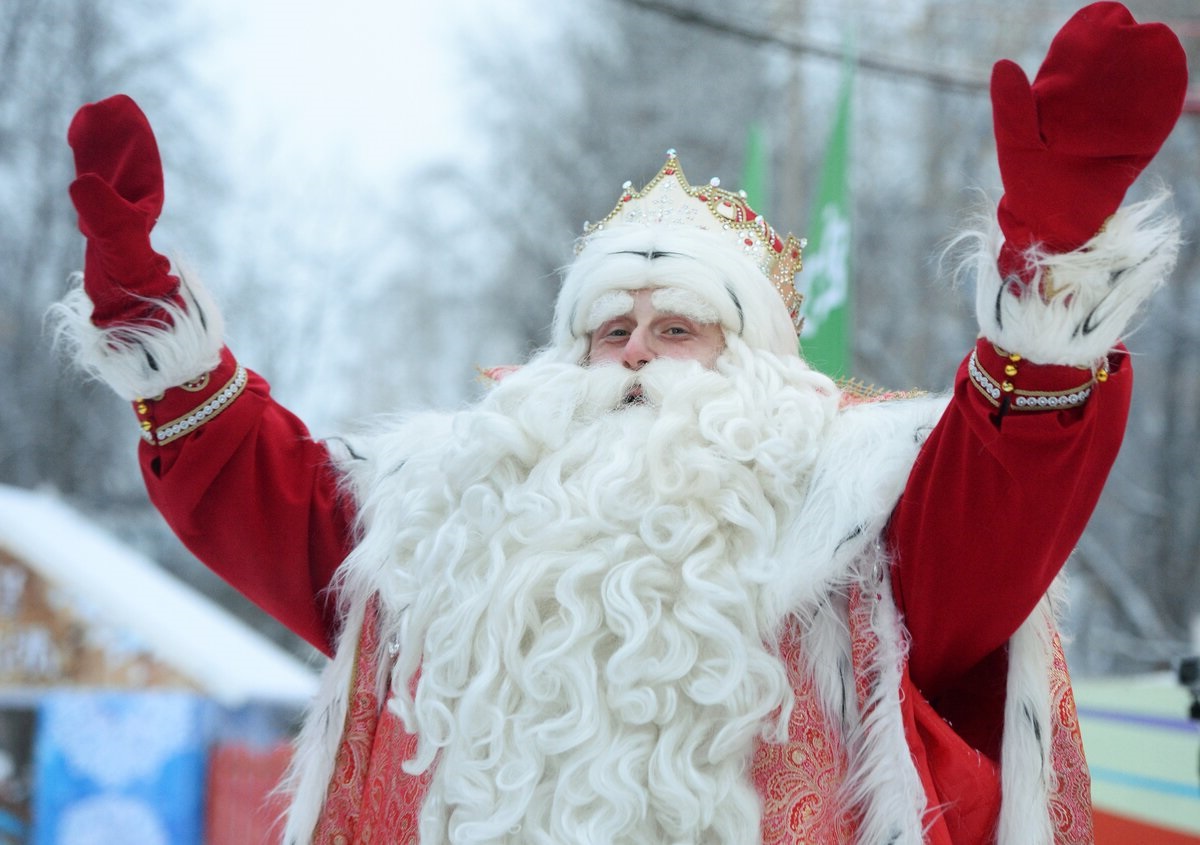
(52, 4), (1187, 844)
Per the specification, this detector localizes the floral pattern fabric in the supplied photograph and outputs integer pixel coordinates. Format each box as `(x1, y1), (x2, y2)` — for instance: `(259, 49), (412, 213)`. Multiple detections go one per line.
(312, 594), (1092, 844)
(312, 599), (430, 844)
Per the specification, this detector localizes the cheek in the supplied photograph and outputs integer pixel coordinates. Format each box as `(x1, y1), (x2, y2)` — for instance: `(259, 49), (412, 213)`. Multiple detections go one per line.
(659, 338), (725, 368)
(697, 329), (727, 367)
(699, 343), (724, 367)
(587, 339), (620, 365)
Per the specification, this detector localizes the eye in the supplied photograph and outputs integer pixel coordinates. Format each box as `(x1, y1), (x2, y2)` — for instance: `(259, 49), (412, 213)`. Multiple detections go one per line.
(659, 320), (698, 338)
(593, 320), (631, 341)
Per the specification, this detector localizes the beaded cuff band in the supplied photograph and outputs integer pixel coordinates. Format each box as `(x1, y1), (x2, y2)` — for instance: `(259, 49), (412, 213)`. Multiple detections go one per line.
(968, 348), (1103, 411)
(137, 366), (248, 445)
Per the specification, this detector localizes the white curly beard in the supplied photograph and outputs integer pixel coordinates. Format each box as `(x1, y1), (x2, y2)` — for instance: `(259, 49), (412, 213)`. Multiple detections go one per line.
(338, 339), (840, 844)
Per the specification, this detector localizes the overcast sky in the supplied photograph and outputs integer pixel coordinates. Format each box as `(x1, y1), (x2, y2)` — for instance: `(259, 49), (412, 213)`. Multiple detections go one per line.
(190, 0), (470, 181)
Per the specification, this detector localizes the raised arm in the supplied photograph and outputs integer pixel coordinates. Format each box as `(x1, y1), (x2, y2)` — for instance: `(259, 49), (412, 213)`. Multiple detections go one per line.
(889, 2), (1187, 706)
(55, 95), (352, 654)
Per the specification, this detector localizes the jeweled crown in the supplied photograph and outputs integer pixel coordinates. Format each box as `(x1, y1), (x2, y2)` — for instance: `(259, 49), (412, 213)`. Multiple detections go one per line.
(579, 150), (806, 333)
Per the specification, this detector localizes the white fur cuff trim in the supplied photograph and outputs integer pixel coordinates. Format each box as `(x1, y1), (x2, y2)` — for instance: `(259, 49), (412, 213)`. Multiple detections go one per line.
(49, 273), (225, 401)
(972, 192), (1180, 366)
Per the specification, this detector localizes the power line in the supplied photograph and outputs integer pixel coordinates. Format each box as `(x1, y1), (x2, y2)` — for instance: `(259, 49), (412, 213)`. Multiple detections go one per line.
(618, 0), (990, 93)
(619, 0), (1200, 111)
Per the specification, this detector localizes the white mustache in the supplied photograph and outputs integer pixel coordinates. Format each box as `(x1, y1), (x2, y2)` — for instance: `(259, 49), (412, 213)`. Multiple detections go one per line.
(585, 357), (716, 411)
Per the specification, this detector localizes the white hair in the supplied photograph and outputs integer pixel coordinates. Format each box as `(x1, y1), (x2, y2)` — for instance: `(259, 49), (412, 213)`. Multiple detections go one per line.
(550, 224), (801, 363)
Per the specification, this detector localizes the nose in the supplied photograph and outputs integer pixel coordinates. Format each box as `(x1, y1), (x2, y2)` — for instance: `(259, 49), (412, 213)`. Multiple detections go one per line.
(621, 326), (655, 370)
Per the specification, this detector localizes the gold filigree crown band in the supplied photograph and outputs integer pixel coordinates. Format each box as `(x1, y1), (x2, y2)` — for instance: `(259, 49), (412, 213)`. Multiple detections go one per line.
(578, 150), (806, 334)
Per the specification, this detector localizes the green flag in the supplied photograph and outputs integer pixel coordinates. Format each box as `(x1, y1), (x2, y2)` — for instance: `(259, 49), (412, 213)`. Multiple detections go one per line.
(799, 57), (855, 377)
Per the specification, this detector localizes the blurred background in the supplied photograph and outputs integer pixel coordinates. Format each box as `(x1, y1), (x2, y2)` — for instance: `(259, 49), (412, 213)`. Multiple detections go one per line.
(0, 0), (1198, 841)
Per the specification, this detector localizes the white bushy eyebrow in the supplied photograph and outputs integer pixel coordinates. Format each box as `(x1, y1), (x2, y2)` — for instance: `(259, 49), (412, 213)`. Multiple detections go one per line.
(650, 287), (719, 325)
(585, 290), (636, 331)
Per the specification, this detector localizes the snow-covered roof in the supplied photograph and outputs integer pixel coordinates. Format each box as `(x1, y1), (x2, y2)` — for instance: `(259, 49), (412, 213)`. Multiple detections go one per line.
(0, 484), (319, 707)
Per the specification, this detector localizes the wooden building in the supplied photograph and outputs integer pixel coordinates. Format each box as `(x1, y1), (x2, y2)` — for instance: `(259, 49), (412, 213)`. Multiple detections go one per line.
(0, 484), (318, 844)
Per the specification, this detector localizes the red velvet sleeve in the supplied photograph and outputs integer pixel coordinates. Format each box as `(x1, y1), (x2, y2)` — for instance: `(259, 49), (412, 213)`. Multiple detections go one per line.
(888, 338), (1131, 701)
(134, 347), (353, 655)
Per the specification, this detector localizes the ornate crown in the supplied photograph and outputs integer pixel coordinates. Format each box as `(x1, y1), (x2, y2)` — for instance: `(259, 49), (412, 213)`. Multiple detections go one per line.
(579, 150), (806, 333)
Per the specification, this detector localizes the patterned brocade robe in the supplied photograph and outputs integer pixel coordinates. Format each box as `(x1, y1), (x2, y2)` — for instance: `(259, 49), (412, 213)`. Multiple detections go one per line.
(309, 541), (1091, 844)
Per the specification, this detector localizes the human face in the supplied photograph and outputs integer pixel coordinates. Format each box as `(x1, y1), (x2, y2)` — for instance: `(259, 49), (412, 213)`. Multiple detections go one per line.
(587, 288), (726, 370)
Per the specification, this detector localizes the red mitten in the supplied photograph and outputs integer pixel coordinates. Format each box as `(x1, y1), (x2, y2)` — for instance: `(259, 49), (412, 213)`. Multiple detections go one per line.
(68, 94), (180, 327)
(992, 2), (1187, 281)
